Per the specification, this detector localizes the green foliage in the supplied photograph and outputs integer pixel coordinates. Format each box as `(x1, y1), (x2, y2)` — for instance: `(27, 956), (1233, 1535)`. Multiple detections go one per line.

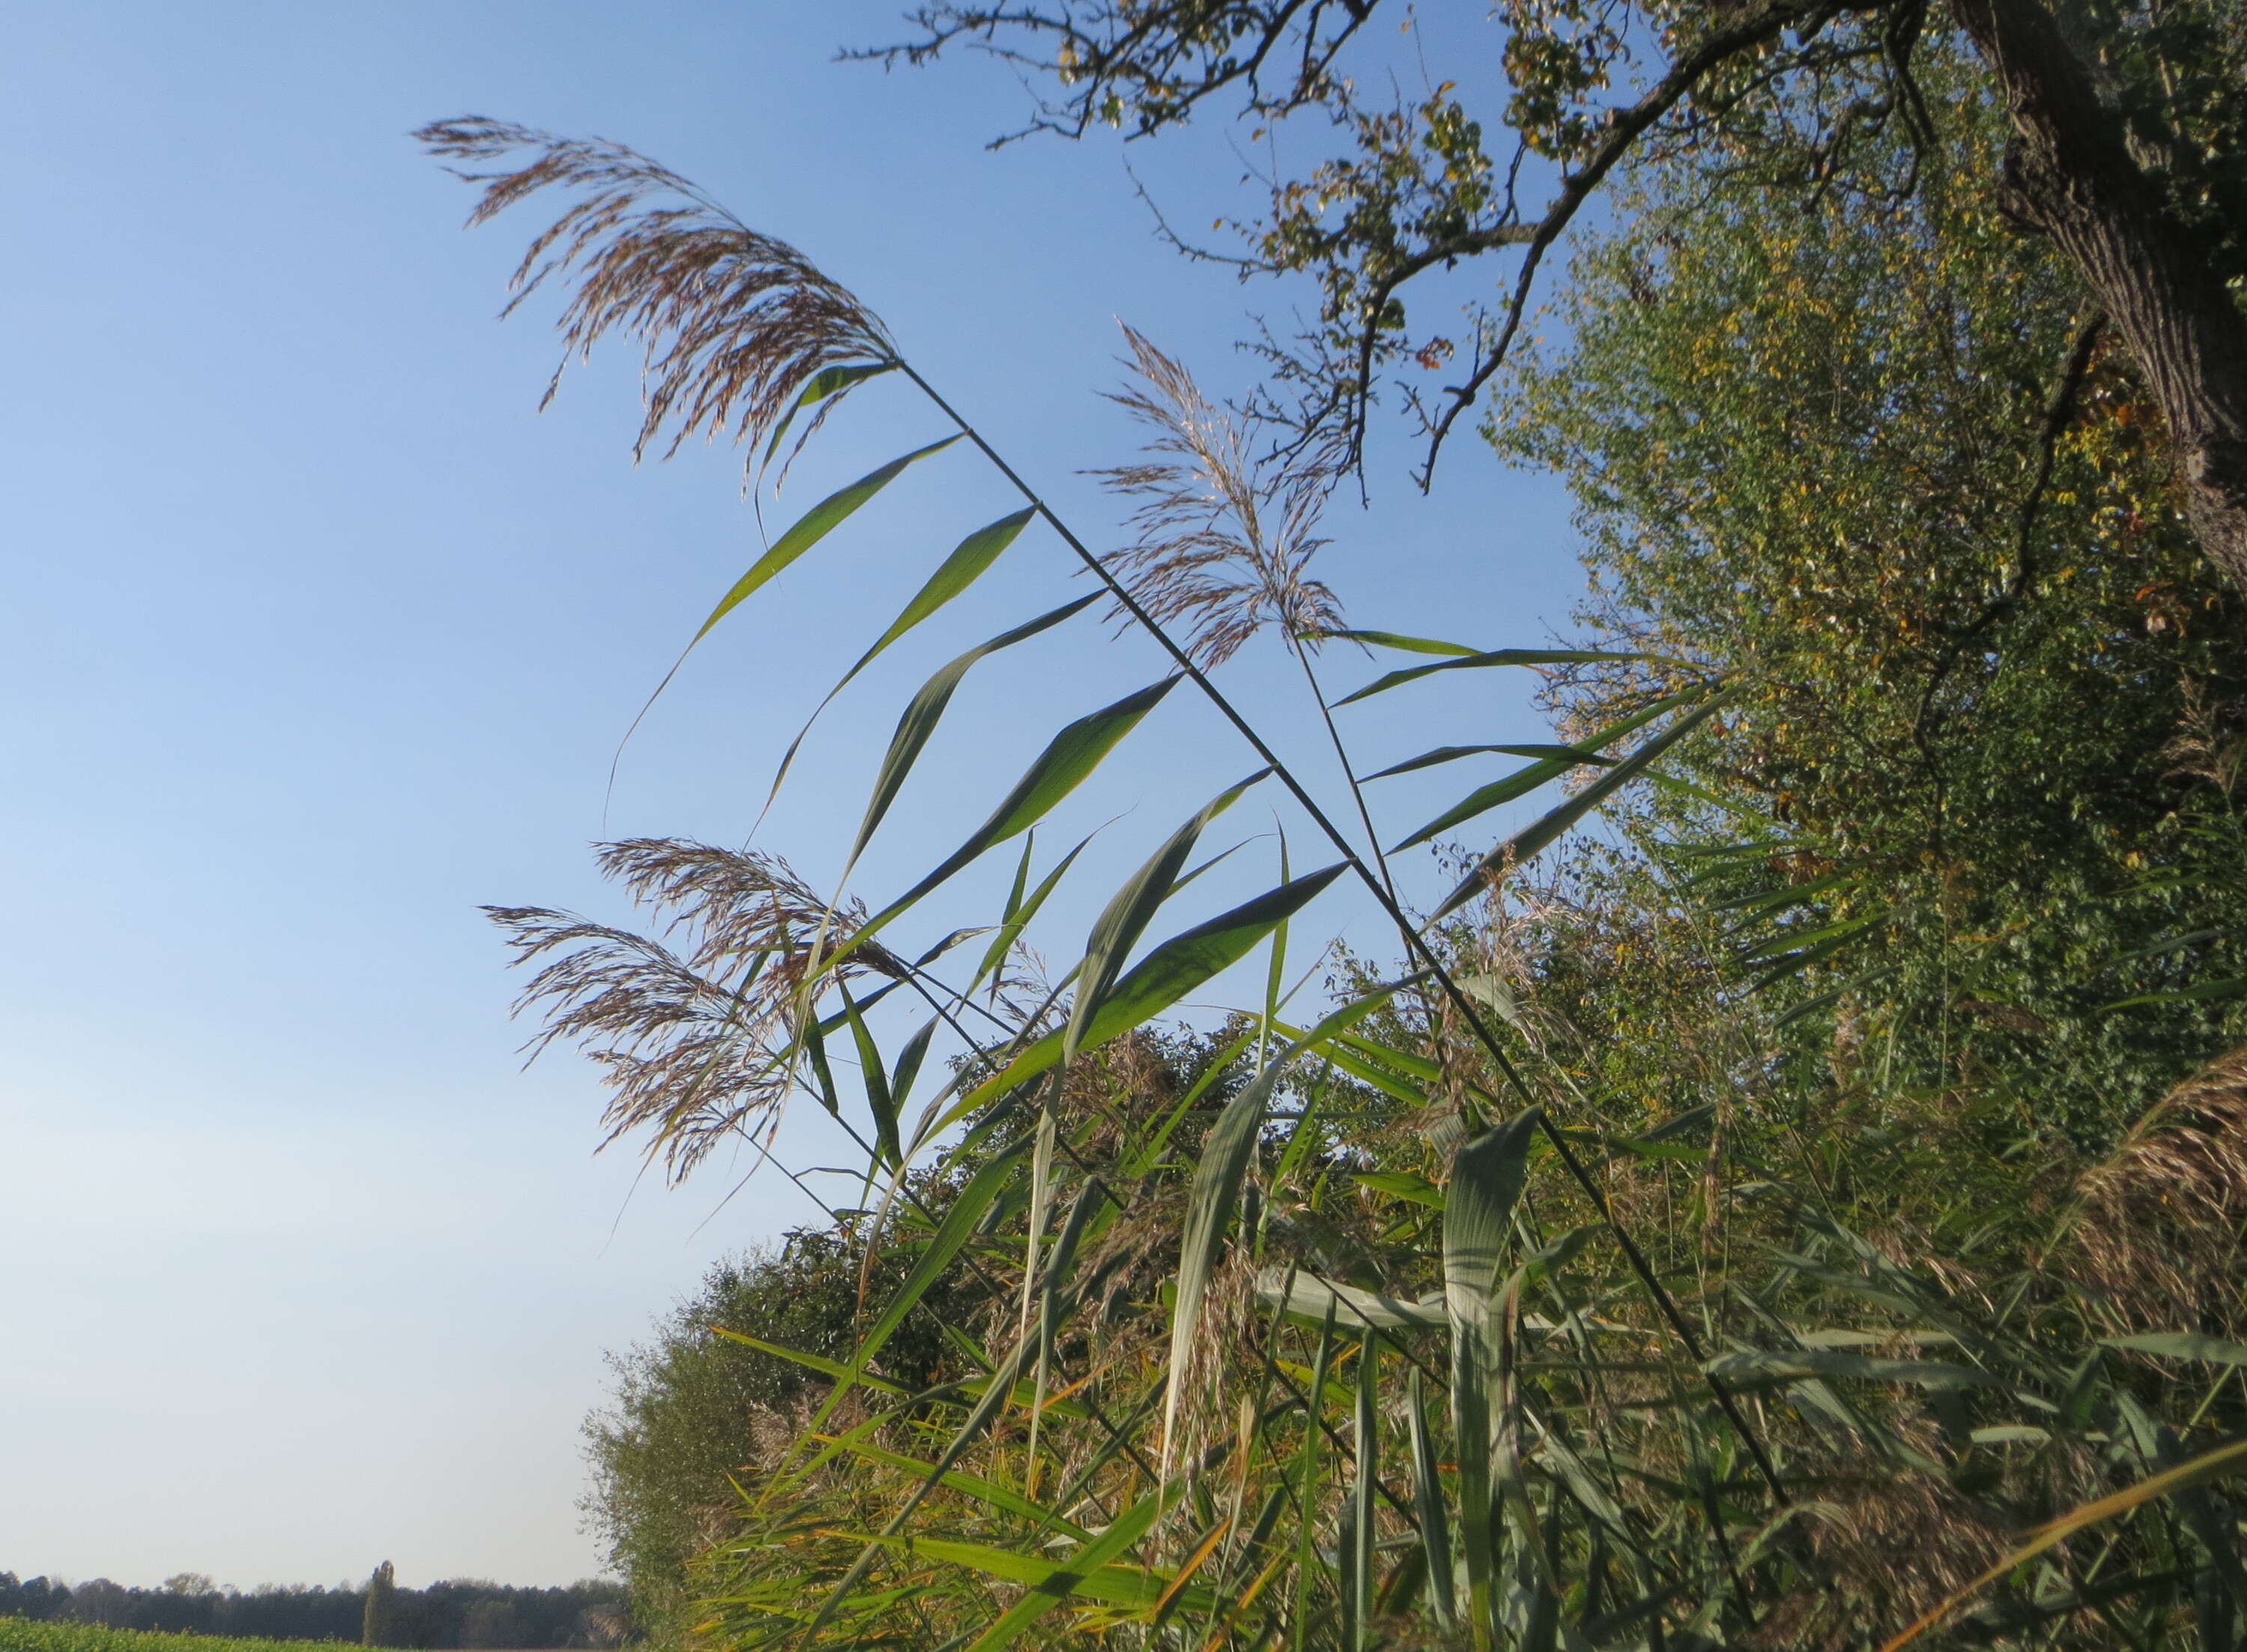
(432, 72), (2247, 1648)
(1, 1576), (622, 1651)
(361, 1564), (393, 1649)
(582, 1183), (1001, 1639)
(0, 1624), (351, 1652)
(873, 2), (2247, 510)
(1494, 53), (2247, 1144)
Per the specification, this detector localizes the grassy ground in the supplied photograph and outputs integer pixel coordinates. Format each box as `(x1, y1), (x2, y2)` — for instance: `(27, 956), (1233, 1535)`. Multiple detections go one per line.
(0, 1624), (353, 1652)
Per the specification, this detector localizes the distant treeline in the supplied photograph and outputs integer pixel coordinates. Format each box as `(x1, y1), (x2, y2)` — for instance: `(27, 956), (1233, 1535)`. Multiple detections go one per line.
(0, 1574), (628, 1649)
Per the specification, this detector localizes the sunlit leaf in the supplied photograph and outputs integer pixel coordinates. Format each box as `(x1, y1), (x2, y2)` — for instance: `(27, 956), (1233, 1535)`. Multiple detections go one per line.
(1255, 1268), (1447, 1331)
(1315, 628), (1485, 656)
(697, 434), (961, 647)
(847, 594), (1101, 869)
(1333, 647), (1660, 708)
(1362, 742), (1617, 782)
(1066, 770), (1268, 1061)
(1443, 1108), (1543, 1646)
(947, 863), (1349, 1124)
(840, 675), (1181, 969)
(1881, 1436), (2247, 1651)
(1394, 695), (1690, 855)
(759, 359), (898, 469)
(1432, 696), (1728, 918)
(2103, 1331), (2247, 1367)
(761, 507), (1037, 814)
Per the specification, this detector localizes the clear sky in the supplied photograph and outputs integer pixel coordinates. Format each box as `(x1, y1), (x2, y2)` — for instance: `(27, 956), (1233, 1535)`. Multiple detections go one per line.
(0, 2), (1583, 1590)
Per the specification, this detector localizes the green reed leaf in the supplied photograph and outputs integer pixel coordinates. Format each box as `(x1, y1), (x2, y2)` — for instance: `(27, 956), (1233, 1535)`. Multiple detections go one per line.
(759, 359), (897, 468)
(2103, 977), (2247, 1009)
(804, 1132), (1032, 1431)
(848, 594), (1101, 869)
(840, 988), (902, 1170)
(1444, 1109), (1544, 1650)
(1353, 1168), (1446, 1208)
(1433, 697), (1728, 919)
(849, 675), (1178, 952)
(761, 506), (1037, 816)
(1255, 1268), (1448, 1331)
(889, 1016), (936, 1111)
(831, 1437), (1094, 1540)
(949, 863), (1349, 1126)
(959, 1484), (1181, 1649)
(1881, 1435), (2247, 1651)
(971, 830), (1096, 999)
(1333, 648), (1657, 708)
(799, 1330), (1041, 1642)
(1410, 1367), (1458, 1632)
(1066, 770), (1269, 1062)
(1363, 743), (1617, 782)
(1317, 628), (1484, 656)
(1348, 1343), (1377, 1652)
(856, 1527), (1183, 1612)
(2103, 1331), (2247, 1367)
(707, 1330), (913, 1397)
(699, 434), (960, 647)
(1165, 1047), (1303, 1471)
(1392, 695), (1687, 855)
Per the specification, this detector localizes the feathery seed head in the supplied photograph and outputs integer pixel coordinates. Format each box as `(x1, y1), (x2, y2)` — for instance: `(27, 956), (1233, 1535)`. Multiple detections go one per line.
(418, 118), (895, 476)
(1095, 325), (1345, 668)
(487, 839), (904, 1182)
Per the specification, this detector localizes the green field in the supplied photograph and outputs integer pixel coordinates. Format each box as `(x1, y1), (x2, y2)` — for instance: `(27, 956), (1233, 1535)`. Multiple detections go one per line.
(0, 1624), (351, 1652)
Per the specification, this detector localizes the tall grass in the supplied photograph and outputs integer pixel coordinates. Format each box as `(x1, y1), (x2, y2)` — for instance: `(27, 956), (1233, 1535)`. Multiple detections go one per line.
(425, 121), (2247, 1649)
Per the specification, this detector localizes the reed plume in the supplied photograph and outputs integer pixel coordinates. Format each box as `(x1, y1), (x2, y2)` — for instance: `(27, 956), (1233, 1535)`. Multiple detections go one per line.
(2072, 1045), (2247, 1337)
(488, 839), (906, 1182)
(417, 117), (895, 473)
(1095, 326), (1344, 668)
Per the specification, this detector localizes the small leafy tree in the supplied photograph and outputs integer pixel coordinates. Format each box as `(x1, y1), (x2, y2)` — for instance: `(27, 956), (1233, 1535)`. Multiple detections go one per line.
(361, 1561), (395, 1648)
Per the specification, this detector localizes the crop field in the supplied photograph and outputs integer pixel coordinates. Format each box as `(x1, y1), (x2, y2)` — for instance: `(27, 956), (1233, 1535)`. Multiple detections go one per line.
(0, 1624), (351, 1652)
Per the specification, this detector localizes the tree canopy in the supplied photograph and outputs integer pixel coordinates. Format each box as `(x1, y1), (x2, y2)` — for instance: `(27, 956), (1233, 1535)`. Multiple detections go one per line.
(880, 0), (2247, 587)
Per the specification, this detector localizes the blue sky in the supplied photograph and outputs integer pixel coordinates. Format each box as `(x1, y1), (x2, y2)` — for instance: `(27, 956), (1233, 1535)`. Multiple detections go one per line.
(0, 2), (1583, 1588)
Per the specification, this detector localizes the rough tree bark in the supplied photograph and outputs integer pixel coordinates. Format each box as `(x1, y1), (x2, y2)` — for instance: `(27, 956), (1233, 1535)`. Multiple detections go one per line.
(1951, 0), (2247, 587)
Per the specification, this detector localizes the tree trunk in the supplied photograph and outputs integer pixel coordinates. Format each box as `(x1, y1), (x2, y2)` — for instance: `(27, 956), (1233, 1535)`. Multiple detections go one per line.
(1950, 0), (2247, 587)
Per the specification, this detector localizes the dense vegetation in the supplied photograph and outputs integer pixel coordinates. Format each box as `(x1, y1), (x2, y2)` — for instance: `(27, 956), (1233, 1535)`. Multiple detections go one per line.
(434, 3), (2247, 1647)
(0, 1573), (625, 1650)
(0, 1623), (352, 1652)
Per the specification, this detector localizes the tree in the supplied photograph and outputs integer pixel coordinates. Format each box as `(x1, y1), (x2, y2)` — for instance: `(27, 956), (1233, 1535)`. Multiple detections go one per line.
(0, 1574), (71, 1623)
(1495, 50), (2247, 1139)
(882, 0), (2247, 589)
(361, 1561), (396, 1648)
(66, 1580), (131, 1628)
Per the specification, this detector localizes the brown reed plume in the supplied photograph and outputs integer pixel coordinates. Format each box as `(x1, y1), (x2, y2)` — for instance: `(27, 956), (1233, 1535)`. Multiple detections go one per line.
(488, 839), (907, 1182)
(416, 118), (895, 473)
(1094, 326), (1345, 669)
(2071, 1044), (2247, 1337)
